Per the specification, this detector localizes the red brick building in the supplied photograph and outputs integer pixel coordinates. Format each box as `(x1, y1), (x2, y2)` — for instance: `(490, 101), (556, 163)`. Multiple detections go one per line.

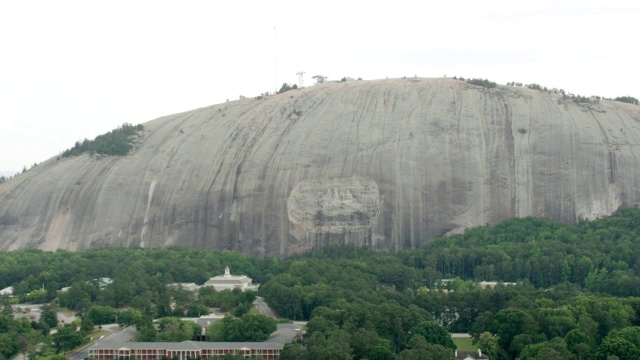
(89, 340), (283, 360)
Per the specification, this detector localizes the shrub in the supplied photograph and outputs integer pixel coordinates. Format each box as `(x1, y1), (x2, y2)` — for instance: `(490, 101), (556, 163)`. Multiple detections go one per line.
(62, 123), (144, 157)
(278, 83), (297, 94)
(573, 95), (591, 104)
(614, 96), (639, 105)
(526, 83), (543, 91)
(466, 78), (497, 88)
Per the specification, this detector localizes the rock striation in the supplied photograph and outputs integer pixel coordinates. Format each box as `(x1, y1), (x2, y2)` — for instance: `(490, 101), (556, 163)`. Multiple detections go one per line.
(1, 78), (640, 256)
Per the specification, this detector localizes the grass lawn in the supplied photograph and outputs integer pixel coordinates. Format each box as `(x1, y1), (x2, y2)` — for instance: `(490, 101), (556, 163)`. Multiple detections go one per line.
(89, 330), (110, 340)
(59, 308), (77, 316)
(453, 337), (477, 351)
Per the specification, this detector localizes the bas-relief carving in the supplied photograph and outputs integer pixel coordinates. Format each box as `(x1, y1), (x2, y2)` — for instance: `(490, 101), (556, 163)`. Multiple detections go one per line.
(287, 177), (380, 234)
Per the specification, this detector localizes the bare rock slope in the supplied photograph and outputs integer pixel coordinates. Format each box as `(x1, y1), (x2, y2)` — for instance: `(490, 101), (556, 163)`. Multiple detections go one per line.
(2, 78), (640, 256)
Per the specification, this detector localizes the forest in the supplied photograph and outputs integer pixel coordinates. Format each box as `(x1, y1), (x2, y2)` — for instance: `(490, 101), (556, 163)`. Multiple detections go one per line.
(4, 208), (640, 359)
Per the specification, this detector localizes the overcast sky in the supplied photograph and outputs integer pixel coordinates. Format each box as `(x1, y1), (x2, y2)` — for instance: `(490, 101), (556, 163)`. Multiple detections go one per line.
(1, 0), (638, 172)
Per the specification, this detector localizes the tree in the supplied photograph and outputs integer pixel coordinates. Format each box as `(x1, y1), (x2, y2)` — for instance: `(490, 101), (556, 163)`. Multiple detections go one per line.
(404, 321), (456, 350)
(220, 316), (244, 342)
(564, 329), (593, 358)
(471, 311), (493, 339)
(598, 337), (640, 359)
(277, 83), (298, 94)
(209, 314), (276, 342)
(305, 330), (353, 360)
(0, 332), (19, 359)
(85, 306), (116, 325)
(52, 325), (86, 352)
(489, 308), (537, 355)
(614, 96), (639, 105)
(80, 317), (94, 332)
(537, 306), (576, 338)
(306, 316), (338, 337)
(305, 332), (331, 360)
(519, 337), (575, 360)
(62, 123), (144, 157)
(350, 328), (392, 359)
(279, 343), (306, 360)
(138, 324), (157, 342)
(606, 326), (640, 348)
(1, 299), (12, 317)
(221, 353), (245, 360)
(207, 318), (226, 342)
(466, 78), (497, 88)
(238, 314), (276, 342)
(58, 282), (92, 310)
(233, 302), (251, 317)
(40, 304), (58, 328)
(476, 332), (501, 360)
(399, 342), (456, 360)
(118, 309), (147, 327)
(157, 317), (201, 342)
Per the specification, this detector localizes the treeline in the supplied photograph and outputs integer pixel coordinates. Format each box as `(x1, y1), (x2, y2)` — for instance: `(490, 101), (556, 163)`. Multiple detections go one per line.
(267, 208), (640, 358)
(62, 123), (143, 157)
(5, 210), (640, 358)
(0, 248), (277, 300)
(414, 209), (640, 295)
(452, 76), (638, 106)
(505, 81), (639, 106)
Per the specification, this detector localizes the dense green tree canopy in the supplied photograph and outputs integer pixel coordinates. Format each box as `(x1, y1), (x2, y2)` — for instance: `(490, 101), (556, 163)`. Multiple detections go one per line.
(52, 325), (85, 352)
(156, 317), (201, 342)
(207, 314), (276, 342)
(404, 321), (456, 350)
(62, 123), (143, 157)
(4, 209), (640, 358)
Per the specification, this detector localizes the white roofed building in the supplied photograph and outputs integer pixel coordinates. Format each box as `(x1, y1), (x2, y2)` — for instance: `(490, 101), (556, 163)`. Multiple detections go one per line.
(167, 283), (201, 292)
(204, 266), (259, 292)
(478, 281), (517, 289)
(0, 286), (14, 296)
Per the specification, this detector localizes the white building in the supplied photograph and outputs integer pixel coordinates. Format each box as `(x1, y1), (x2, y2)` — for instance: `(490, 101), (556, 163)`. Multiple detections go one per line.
(167, 283), (201, 292)
(478, 281), (517, 289)
(204, 266), (258, 292)
(0, 286), (13, 296)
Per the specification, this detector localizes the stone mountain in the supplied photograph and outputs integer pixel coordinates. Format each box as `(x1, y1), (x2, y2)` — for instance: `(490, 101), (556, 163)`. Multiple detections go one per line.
(1, 78), (640, 256)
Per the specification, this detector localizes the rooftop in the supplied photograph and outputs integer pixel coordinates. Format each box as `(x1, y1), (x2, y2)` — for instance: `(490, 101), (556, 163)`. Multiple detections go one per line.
(266, 324), (303, 345)
(0, 286), (14, 296)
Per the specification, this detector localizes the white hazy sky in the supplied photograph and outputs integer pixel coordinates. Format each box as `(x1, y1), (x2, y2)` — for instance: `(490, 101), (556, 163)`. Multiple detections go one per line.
(1, 0), (638, 172)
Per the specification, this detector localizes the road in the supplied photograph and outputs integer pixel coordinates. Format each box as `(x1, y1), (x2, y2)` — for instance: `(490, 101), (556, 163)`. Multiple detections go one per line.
(253, 296), (278, 319)
(10, 304), (76, 326)
(68, 326), (137, 360)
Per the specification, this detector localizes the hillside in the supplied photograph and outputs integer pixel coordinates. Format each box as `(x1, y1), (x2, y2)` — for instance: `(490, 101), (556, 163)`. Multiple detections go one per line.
(1, 78), (640, 255)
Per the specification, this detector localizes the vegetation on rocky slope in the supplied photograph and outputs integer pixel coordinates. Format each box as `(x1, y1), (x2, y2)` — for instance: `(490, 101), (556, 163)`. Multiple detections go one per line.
(62, 123), (143, 157)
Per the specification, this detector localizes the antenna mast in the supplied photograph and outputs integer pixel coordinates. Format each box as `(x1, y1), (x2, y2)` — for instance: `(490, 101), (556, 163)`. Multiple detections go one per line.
(273, 26), (277, 94)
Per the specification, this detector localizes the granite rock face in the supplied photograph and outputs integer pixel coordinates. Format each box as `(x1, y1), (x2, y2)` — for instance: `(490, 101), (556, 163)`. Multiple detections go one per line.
(2, 78), (640, 256)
